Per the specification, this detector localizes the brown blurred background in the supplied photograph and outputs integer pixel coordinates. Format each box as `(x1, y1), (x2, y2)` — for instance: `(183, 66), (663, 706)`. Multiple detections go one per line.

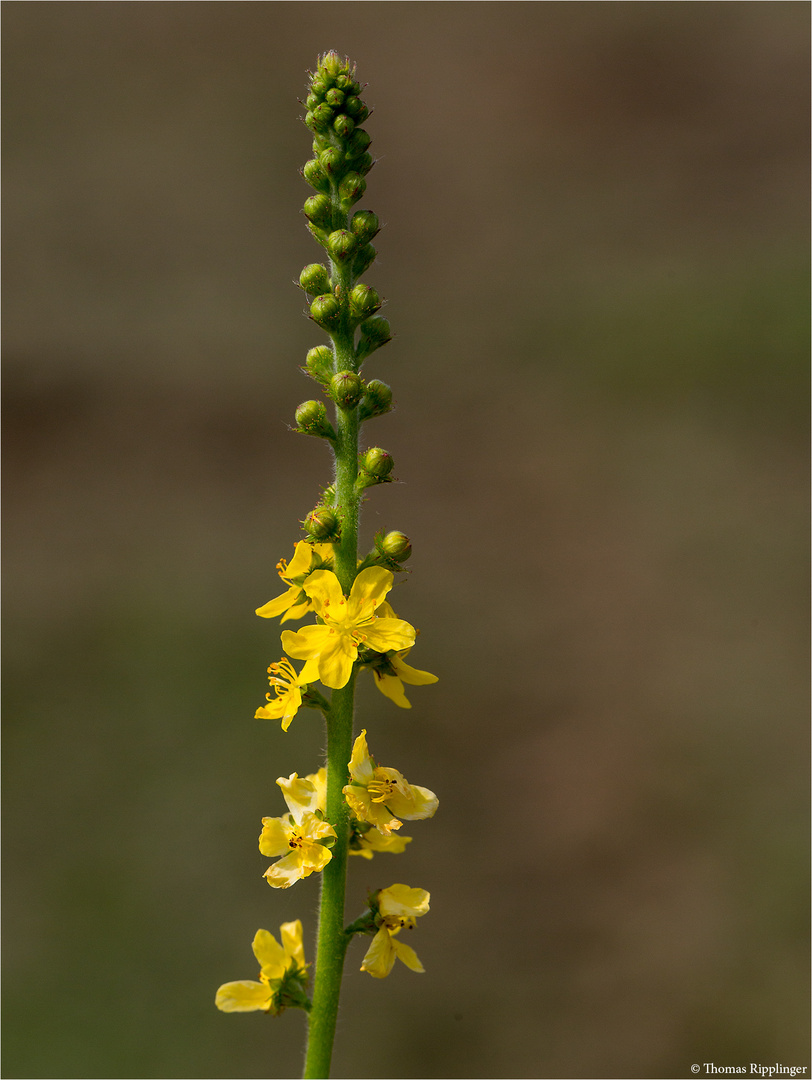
(2, 3), (809, 1078)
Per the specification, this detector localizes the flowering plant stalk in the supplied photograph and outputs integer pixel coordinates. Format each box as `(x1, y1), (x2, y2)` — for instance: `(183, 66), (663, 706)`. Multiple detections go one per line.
(215, 53), (438, 1080)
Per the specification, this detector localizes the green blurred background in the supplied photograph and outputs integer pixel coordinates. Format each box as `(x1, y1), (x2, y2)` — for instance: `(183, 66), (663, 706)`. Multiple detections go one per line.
(3, 3), (809, 1078)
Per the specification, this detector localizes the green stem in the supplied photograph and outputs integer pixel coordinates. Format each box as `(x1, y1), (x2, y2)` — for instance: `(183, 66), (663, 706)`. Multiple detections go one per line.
(304, 211), (361, 1078)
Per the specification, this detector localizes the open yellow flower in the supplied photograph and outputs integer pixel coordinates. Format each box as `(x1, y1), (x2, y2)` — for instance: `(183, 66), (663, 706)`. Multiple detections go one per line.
(259, 771), (336, 888)
(215, 921), (306, 1012)
(359, 601), (438, 707)
(343, 729), (438, 836)
(255, 541), (333, 622)
(360, 885), (430, 978)
(254, 657), (321, 730)
(281, 568), (415, 689)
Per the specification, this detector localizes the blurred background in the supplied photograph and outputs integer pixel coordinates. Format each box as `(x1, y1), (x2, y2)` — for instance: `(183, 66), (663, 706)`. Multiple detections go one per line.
(3, 3), (809, 1078)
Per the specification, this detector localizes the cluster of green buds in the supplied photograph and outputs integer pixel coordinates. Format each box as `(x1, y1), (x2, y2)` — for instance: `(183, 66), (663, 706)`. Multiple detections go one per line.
(294, 52), (401, 549)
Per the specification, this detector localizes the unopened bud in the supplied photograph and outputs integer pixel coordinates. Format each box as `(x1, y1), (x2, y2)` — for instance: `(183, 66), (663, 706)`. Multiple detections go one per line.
(319, 146), (345, 175)
(326, 230), (357, 263)
(333, 114), (355, 139)
(324, 88), (345, 107)
(310, 293), (341, 330)
(303, 194), (332, 228)
(304, 345), (334, 385)
(354, 152), (374, 176)
(358, 379), (393, 421)
(295, 400), (336, 440)
(380, 531), (412, 561)
(330, 370), (364, 409)
(303, 506), (340, 542)
(352, 243), (377, 278)
(310, 103), (334, 132)
(344, 96), (369, 122)
(346, 129), (371, 158)
(299, 263), (332, 295)
(338, 172), (366, 206)
(302, 158), (330, 193)
(357, 316), (392, 360)
(349, 284), (382, 321)
(360, 447), (394, 479)
(350, 211), (380, 243)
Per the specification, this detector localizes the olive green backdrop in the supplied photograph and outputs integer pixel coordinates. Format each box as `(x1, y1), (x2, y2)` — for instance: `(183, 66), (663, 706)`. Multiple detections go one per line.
(3, 3), (809, 1078)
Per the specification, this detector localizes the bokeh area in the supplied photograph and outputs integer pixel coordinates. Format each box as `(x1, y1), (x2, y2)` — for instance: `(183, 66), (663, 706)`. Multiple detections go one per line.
(3, 4), (809, 1078)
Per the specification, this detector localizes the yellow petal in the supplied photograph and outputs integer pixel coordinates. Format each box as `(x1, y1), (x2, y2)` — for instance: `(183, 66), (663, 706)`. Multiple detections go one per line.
(281, 625), (331, 660)
(316, 632), (356, 689)
(396, 784), (439, 821)
(280, 597), (312, 623)
(378, 884), (430, 920)
(252, 929), (287, 979)
(363, 617), (416, 654)
(302, 569), (344, 609)
(258, 816), (291, 858)
(360, 927), (397, 978)
(390, 654), (438, 686)
(255, 586), (300, 619)
(286, 541), (317, 578)
(280, 919), (305, 969)
(348, 730), (375, 785)
(349, 566), (394, 605)
(263, 850), (307, 888)
(215, 980), (272, 1012)
(277, 773), (321, 822)
(391, 937), (424, 973)
(373, 670), (412, 709)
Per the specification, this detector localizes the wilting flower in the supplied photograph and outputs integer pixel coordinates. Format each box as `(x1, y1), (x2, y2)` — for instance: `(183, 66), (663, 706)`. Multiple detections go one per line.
(360, 884), (430, 978)
(343, 729), (438, 835)
(255, 541), (333, 622)
(281, 567), (415, 689)
(349, 821), (413, 859)
(215, 922), (307, 1013)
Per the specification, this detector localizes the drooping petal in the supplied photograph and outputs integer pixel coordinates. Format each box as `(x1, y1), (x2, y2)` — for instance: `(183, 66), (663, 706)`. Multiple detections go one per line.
(350, 831), (412, 858)
(391, 936), (424, 973)
(263, 850), (307, 888)
(252, 929), (288, 979)
(280, 919), (305, 969)
(277, 773), (322, 823)
(258, 816), (291, 858)
(359, 927), (397, 978)
(280, 597), (312, 623)
(378, 884), (431, 920)
(255, 586), (300, 619)
(362, 617), (416, 654)
(286, 541), (318, 578)
(215, 979), (273, 1012)
(390, 654), (438, 686)
(392, 783), (439, 821)
(281, 625), (332, 661)
(373, 670), (412, 708)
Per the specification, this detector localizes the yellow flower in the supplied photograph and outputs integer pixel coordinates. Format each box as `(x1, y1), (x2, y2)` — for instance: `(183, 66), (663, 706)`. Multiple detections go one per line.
(215, 921), (306, 1013)
(360, 885), (430, 978)
(254, 657), (320, 731)
(349, 824), (413, 860)
(255, 541), (333, 622)
(360, 601), (438, 707)
(259, 772), (336, 888)
(343, 729), (438, 836)
(281, 568), (415, 690)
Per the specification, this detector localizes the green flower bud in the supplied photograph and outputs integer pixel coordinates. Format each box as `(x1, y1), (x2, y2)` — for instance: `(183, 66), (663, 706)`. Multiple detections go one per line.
(302, 158), (330, 193)
(310, 77), (328, 97)
(357, 316), (392, 360)
(303, 506), (340, 542)
(326, 229), (357, 263)
(319, 146), (345, 175)
(303, 194), (332, 227)
(310, 103), (334, 132)
(358, 379), (393, 421)
(329, 370), (364, 409)
(338, 172), (366, 206)
(344, 96), (369, 122)
(325, 88), (344, 107)
(305, 93), (320, 111)
(352, 243), (377, 278)
(360, 447), (394, 479)
(349, 283), (382, 321)
(299, 263), (332, 295)
(295, 400), (337, 440)
(304, 345), (334, 385)
(379, 530), (412, 561)
(350, 210), (380, 242)
(354, 152), (375, 176)
(346, 128), (371, 158)
(333, 114), (355, 139)
(310, 293), (341, 330)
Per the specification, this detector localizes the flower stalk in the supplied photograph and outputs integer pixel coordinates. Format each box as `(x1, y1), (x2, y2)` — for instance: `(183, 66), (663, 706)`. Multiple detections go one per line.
(215, 52), (438, 1080)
